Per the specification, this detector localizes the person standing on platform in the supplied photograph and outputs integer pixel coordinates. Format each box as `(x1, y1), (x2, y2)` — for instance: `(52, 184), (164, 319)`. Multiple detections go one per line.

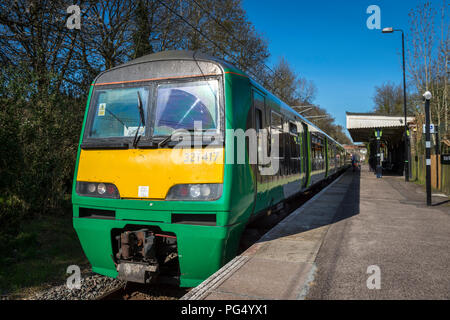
(351, 154), (358, 172)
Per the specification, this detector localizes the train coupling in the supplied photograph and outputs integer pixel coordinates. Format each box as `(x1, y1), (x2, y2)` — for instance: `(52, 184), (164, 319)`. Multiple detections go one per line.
(115, 229), (160, 284)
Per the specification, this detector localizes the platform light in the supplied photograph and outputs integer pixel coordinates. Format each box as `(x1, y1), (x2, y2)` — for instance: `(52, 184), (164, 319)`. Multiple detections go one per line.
(423, 91), (432, 100)
(382, 27), (410, 182)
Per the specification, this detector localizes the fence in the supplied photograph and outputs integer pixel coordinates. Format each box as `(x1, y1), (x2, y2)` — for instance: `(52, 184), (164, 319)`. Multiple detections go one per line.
(411, 154), (450, 195)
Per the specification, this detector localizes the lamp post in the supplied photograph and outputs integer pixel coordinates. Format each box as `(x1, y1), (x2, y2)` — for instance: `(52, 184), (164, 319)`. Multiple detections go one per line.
(423, 91), (432, 206)
(382, 27), (410, 182)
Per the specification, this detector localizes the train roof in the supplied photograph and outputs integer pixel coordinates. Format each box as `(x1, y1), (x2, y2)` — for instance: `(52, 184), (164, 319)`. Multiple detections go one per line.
(119, 50), (239, 73)
(93, 50), (244, 86)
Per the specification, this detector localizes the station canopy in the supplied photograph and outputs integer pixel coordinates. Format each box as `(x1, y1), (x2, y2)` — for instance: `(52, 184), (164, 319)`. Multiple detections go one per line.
(346, 112), (415, 144)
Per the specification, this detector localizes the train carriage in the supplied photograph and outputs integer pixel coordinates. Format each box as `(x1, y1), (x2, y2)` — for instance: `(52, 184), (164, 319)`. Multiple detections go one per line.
(72, 50), (349, 287)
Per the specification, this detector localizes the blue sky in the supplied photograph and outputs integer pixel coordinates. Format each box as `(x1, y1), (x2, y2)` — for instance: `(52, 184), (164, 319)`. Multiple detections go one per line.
(242, 0), (442, 137)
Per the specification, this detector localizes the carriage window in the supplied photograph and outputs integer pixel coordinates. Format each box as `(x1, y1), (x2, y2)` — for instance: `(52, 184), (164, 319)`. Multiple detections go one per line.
(271, 111), (283, 176)
(255, 109), (262, 131)
(289, 122), (297, 135)
(271, 112), (282, 130)
(329, 141), (336, 169)
(154, 80), (219, 136)
(311, 133), (325, 171)
(289, 122), (300, 174)
(88, 87), (149, 139)
(253, 91), (265, 182)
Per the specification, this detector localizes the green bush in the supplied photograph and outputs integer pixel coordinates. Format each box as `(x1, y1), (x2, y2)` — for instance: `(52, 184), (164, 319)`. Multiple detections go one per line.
(0, 65), (86, 254)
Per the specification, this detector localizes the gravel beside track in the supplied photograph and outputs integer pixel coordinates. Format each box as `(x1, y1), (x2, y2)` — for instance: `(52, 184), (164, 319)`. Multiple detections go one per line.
(26, 273), (125, 300)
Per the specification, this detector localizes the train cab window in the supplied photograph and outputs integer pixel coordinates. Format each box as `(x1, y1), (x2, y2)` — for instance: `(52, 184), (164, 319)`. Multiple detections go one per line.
(153, 79), (219, 136)
(88, 87), (150, 138)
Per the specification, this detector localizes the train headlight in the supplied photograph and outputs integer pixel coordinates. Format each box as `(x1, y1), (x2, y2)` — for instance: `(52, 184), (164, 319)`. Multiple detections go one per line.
(200, 185), (211, 197)
(87, 183), (96, 193)
(97, 183), (106, 195)
(166, 184), (222, 201)
(189, 185), (201, 198)
(76, 181), (120, 199)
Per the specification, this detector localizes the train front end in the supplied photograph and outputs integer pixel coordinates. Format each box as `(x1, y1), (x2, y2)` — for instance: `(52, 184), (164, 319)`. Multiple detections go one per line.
(72, 53), (241, 287)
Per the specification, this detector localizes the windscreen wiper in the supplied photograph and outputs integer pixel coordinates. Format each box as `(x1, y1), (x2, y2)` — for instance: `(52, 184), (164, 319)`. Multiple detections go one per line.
(157, 128), (192, 148)
(157, 129), (212, 148)
(132, 91), (145, 148)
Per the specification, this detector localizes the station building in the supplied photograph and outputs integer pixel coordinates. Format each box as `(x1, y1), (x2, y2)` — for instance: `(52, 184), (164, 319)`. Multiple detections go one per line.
(346, 112), (415, 175)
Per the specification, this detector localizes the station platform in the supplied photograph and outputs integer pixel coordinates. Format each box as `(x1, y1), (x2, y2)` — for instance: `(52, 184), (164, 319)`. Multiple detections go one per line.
(182, 166), (450, 300)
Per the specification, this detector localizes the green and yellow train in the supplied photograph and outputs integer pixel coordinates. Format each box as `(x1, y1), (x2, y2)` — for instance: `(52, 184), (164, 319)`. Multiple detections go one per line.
(72, 51), (349, 287)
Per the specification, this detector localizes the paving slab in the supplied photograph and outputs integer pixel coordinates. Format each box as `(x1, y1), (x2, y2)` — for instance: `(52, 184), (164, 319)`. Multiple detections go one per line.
(307, 166), (450, 300)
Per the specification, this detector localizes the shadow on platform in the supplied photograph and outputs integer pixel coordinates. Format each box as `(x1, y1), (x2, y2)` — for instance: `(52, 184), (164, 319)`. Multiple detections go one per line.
(256, 168), (361, 245)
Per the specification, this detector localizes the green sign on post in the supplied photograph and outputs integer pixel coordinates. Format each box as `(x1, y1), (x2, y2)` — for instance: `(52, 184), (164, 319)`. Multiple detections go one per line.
(374, 129), (382, 140)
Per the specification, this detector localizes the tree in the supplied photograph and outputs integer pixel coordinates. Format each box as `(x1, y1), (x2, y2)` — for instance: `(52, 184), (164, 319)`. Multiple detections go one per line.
(131, 0), (154, 59)
(407, 1), (449, 140)
(0, 0), (80, 94)
(77, 0), (135, 73)
(172, 0), (270, 82)
(372, 82), (406, 115)
(262, 58), (348, 144)
(266, 57), (316, 106)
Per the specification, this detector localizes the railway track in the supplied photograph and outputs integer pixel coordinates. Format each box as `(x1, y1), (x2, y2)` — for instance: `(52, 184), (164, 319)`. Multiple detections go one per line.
(97, 169), (346, 300)
(96, 282), (189, 300)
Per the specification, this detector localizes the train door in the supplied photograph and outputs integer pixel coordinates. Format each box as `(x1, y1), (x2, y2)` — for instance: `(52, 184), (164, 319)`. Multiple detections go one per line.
(252, 90), (268, 214)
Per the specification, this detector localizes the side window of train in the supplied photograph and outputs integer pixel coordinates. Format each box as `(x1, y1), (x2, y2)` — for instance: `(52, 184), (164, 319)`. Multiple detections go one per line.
(252, 91), (265, 181)
(319, 135), (325, 170)
(282, 117), (288, 176)
(311, 134), (317, 171)
(271, 111), (283, 177)
(253, 91), (264, 131)
(301, 123), (308, 174)
(328, 140), (333, 168)
(283, 118), (289, 176)
(255, 108), (262, 131)
(296, 122), (304, 174)
(311, 133), (325, 171)
(289, 121), (299, 175)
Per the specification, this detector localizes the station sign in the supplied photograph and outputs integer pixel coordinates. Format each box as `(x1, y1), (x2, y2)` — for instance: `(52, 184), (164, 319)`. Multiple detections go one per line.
(423, 124), (435, 134)
(442, 154), (450, 165)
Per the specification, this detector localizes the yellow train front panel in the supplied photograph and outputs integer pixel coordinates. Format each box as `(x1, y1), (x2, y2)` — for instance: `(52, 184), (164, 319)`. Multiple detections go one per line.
(76, 147), (224, 199)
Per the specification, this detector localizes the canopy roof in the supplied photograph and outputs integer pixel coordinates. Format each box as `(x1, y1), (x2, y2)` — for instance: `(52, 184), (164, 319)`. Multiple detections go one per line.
(346, 112), (415, 144)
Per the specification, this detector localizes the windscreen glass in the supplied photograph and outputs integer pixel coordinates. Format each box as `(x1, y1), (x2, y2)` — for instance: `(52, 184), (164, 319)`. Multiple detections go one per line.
(153, 80), (219, 136)
(88, 87), (149, 138)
